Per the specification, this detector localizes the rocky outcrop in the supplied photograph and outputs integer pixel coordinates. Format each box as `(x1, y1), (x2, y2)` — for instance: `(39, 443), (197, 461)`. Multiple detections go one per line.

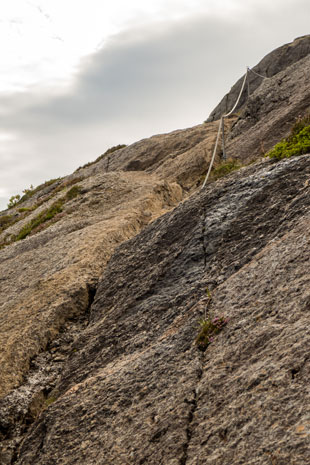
(225, 54), (310, 162)
(207, 34), (310, 122)
(205, 35), (310, 163)
(12, 153), (310, 465)
(0, 119), (233, 463)
(1, 37), (310, 465)
(75, 119), (234, 190)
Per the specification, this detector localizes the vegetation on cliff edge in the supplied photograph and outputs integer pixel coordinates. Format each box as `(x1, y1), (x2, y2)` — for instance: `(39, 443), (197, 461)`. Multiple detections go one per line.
(267, 115), (310, 160)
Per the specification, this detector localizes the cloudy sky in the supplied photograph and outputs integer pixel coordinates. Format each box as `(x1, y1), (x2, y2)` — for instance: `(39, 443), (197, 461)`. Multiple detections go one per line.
(0, 0), (309, 210)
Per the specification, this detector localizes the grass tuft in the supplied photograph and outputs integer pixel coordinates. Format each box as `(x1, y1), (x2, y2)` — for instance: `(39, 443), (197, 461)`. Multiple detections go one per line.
(211, 159), (242, 180)
(195, 316), (228, 351)
(65, 185), (82, 201)
(76, 144), (127, 171)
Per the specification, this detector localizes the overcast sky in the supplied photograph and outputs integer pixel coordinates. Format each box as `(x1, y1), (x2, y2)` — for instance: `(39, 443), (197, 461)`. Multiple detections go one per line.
(0, 0), (309, 210)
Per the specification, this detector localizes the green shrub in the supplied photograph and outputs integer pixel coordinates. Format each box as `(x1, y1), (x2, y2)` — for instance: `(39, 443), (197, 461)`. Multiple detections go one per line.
(267, 115), (310, 160)
(18, 207), (34, 213)
(16, 199), (64, 241)
(195, 316), (228, 351)
(7, 195), (21, 209)
(21, 184), (34, 198)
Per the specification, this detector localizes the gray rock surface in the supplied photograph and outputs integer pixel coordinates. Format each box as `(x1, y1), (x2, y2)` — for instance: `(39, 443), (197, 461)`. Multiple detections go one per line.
(0, 119), (226, 462)
(13, 154), (310, 464)
(1, 37), (310, 465)
(225, 54), (310, 161)
(75, 119), (234, 190)
(207, 34), (310, 122)
(0, 119), (227, 401)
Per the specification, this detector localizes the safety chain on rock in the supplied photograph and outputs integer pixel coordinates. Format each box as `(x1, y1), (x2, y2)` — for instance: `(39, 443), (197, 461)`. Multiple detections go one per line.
(201, 66), (269, 189)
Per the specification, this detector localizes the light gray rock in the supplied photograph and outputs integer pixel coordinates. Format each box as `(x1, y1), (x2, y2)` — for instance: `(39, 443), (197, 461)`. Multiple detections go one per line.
(207, 34), (310, 122)
(226, 54), (310, 161)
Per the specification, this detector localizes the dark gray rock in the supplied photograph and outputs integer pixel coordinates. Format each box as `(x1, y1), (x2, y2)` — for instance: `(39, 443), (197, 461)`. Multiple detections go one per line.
(14, 154), (310, 464)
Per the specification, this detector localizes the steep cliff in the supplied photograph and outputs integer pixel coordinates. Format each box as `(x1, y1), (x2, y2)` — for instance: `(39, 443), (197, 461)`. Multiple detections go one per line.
(207, 34), (310, 122)
(207, 35), (310, 163)
(0, 37), (310, 465)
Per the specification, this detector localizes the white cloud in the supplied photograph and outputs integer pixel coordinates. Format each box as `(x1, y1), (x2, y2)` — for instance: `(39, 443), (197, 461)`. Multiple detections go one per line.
(0, 0), (229, 92)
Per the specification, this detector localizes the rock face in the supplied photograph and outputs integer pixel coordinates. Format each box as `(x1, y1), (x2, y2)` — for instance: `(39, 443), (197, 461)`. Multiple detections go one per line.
(0, 120), (229, 463)
(206, 35), (310, 163)
(207, 34), (310, 122)
(0, 38), (310, 465)
(0, 121), (224, 397)
(13, 154), (310, 465)
(226, 54), (310, 162)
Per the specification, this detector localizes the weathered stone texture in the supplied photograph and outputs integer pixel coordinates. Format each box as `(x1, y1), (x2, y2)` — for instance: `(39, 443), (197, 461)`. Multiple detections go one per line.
(0, 120), (226, 462)
(207, 34), (310, 122)
(226, 54), (310, 162)
(14, 154), (310, 464)
(1, 36), (310, 465)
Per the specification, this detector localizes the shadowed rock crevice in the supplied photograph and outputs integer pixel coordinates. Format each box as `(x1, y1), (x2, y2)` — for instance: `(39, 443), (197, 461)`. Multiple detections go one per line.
(179, 363), (203, 465)
(0, 281), (98, 465)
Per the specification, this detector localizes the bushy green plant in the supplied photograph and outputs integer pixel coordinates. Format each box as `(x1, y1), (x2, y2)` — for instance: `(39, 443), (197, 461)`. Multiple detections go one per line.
(195, 316), (228, 351)
(18, 207), (34, 213)
(211, 159), (242, 180)
(267, 115), (310, 160)
(22, 184), (34, 196)
(7, 195), (21, 209)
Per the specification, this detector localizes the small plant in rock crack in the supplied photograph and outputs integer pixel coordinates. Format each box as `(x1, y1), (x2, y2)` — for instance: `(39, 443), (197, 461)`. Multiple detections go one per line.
(195, 316), (228, 351)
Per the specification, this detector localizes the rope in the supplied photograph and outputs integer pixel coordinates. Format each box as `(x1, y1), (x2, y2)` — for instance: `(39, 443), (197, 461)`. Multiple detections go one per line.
(223, 71), (248, 117)
(247, 66), (270, 80)
(201, 69), (248, 188)
(201, 65), (273, 189)
(201, 118), (223, 188)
